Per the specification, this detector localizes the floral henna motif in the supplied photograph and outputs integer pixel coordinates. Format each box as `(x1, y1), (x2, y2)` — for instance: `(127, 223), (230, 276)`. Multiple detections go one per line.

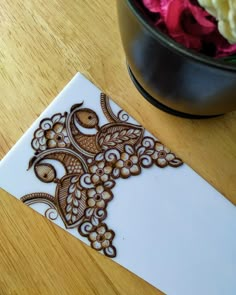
(89, 161), (113, 184)
(21, 93), (183, 258)
(87, 185), (113, 209)
(113, 145), (140, 179)
(32, 113), (70, 152)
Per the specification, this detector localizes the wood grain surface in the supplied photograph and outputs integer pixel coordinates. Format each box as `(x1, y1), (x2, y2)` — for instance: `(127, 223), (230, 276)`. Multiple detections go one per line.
(0, 0), (235, 294)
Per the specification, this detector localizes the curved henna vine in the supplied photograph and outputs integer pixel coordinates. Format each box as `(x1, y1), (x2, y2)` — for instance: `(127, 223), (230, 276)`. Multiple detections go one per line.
(21, 193), (58, 221)
(100, 93), (122, 123)
(21, 92), (183, 258)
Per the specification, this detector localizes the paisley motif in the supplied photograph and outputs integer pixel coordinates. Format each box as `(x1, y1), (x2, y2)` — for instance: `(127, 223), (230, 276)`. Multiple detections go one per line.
(21, 93), (183, 258)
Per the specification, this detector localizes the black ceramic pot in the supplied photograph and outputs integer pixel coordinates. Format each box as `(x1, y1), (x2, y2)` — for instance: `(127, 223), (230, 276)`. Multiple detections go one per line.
(117, 0), (236, 118)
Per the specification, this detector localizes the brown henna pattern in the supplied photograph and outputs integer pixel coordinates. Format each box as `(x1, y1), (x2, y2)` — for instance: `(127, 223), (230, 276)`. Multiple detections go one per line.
(21, 93), (183, 258)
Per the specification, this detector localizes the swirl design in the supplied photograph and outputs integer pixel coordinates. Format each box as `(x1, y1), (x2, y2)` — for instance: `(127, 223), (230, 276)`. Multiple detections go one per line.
(21, 92), (183, 258)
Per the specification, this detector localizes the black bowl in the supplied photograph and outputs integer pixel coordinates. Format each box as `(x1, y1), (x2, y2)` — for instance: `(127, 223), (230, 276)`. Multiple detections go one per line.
(117, 0), (236, 118)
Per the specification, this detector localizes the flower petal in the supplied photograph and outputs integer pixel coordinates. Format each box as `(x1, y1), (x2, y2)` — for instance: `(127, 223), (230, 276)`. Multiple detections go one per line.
(53, 123), (64, 133)
(130, 155), (138, 164)
(58, 141), (66, 148)
(166, 153), (175, 161)
(97, 225), (106, 235)
(96, 185), (104, 194)
(39, 136), (46, 145)
(130, 165), (141, 175)
(45, 130), (55, 140)
(62, 129), (68, 136)
(87, 198), (96, 207)
(101, 174), (108, 182)
(89, 232), (97, 242)
(104, 166), (112, 174)
(164, 146), (171, 153)
(155, 142), (164, 152)
(96, 200), (105, 208)
(121, 152), (129, 161)
(143, 0), (161, 13)
(116, 160), (124, 168)
(87, 189), (96, 198)
(47, 139), (56, 148)
(90, 165), (98, 174)
(98, 161), (105, 169)
(64, 137), (70, 144)
(112, 168), (120, 178)
(91, 174), (99, 184)
(102, 240), (110, 248)
(92, 241), (102, 250)
(102, 191), (111, 200)
(157, 158), (168, 167)
(121, 167), (130, 178)
(105, 231), (113, 240)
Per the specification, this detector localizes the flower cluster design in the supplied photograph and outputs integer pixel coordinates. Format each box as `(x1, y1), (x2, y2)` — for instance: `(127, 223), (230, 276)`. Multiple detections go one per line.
(32, 113), (70, 152)
(21, 95), (183, 258)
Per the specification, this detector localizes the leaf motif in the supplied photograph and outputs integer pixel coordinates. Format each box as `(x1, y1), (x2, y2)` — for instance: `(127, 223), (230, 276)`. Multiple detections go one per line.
(39, 137), (46, 145)
(85, 208), (94, 218)
(127, 129), (133, 135)
(52, 114), (61, 123)
(32, 139), (39, 149)
(71, 176), (79, 184)
(146, 149), (154, 155)
(105, 134), (111, 142)
(56, 174), (87, 228)
(69, 184), (76, 193)
(112, 168), (120, 179)
(99, 138), (104, 146)
(120, 130), (126, 136)
(35, 129), (44, 138)
(67, 194), (73, 204)
(104, 245), (116, 258)
(91, 216), (99, 226)
(75, 189), (81, 199)
(168, 158), (183, 167)
(98, 124), (144, 151)
(73, 199), (79, 207)
(107, 142), (116, 146)
(137, 146), (145, 156)
(66, 205), (72, 213)
(95, 153), (104, 161)
(125, 144), (134, 154)
(104, 180), (116, 189)
(113, 132), (119, 138)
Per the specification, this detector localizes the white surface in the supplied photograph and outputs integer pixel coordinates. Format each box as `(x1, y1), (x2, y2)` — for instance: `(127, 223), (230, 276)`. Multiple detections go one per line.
(0, 73), (235, 295)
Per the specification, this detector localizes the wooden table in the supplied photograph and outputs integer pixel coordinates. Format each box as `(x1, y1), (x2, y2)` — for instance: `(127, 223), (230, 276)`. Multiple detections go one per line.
(0, 0), (235, 294)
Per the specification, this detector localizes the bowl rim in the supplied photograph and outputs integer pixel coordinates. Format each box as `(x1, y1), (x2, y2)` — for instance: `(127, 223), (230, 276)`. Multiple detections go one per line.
(126, 0), (236, 72)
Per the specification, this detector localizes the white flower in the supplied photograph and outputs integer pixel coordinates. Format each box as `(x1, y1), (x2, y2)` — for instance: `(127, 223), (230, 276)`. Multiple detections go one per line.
(89, 161), (112, 184)
(113, 145), (140, 178)
(87, 185), (113, 209)
(89, 224), (114, 250)
(152, 142), (176, 168)
(32, 114), (69, 152)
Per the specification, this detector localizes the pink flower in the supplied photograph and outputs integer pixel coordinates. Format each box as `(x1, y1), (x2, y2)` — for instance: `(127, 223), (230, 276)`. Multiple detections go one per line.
(141, 0), (236, 57)
(142, 0), (161, 13)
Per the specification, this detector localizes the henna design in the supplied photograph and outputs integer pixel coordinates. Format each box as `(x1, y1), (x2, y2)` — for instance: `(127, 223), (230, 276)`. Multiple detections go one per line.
(21, 93), (183, 258)
(21, 193), (58, 221)
(100, 93), (121, 123)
